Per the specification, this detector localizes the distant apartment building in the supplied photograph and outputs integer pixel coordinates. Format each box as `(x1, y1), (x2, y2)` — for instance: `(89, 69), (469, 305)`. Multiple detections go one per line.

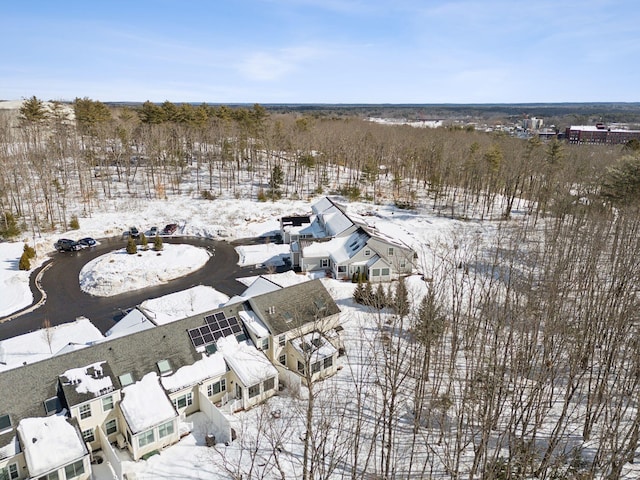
(565, 124), (640, 145)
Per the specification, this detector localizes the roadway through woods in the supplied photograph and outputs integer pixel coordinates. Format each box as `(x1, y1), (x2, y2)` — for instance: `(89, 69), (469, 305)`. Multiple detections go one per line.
(0, 236), (272, 341)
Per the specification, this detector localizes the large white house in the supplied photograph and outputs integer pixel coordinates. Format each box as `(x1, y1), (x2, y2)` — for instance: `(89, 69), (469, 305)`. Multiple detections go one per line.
(0, 280), (342, 480)
(282, 197), (415, 282)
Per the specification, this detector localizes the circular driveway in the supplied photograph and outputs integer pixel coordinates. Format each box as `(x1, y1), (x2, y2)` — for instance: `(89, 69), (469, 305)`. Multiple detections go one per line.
(0, 236), (270, 340)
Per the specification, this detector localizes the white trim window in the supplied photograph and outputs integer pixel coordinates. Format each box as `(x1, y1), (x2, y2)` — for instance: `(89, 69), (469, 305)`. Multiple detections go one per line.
(64, 459), (85, 479)
(79, 403), (91, 419)
(207, 379), (226, 397)
(138, 429), (155, 448)
(0, 463), (18, 480)
(388, 247), (394, 256)
(102, 395), (114, 411)
(82, 428), (95, 443)
(321, 258), (329, 268)
(248, 384), (260, 398)
(105, 418), (118, 435)
(158, 420), (175, 439)
(173, 392), (193, 410)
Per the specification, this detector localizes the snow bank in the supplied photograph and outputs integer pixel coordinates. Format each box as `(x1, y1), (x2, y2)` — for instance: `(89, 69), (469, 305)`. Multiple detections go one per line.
(79, 244), (210, 297)
(0, 242), (33, 317)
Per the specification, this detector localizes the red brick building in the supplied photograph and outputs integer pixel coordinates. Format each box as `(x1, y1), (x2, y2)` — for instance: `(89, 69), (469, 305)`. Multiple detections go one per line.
(566, 124), (640, 145)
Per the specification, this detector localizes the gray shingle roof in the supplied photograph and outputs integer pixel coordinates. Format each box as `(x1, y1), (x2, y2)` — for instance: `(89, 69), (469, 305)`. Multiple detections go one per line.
(247, 279), (340, 336)
(0, 301), (245, 449)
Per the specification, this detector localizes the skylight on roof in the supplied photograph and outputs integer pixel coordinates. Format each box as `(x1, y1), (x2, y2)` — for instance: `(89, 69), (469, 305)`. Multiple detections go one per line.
(119, 373), (134, 387)
(44, 397), (62, 416)
(157, 359), (172, 376)
(0, 414), (11, 433)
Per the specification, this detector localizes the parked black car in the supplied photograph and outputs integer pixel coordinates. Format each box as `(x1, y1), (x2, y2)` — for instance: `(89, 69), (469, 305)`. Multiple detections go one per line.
(129, 227), (140, 238)
(78, 237), (97, 248)
(54, 238), (82, 252)
(162, 223), (178, 235)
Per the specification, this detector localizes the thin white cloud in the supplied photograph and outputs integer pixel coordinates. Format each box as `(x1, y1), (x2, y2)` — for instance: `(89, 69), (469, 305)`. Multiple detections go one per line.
(237, 45), (324, 81)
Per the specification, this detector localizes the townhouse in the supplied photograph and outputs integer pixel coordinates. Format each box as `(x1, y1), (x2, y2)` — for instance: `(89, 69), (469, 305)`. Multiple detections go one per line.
(0, 279), (342, 480)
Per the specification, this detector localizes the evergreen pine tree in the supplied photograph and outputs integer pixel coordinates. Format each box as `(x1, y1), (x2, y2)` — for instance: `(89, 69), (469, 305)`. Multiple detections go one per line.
(0, 212), (21, 240)
(374, 283), (387, 309)
(126, 236), (137, 254)
(69, 215), (80, 230)
(140, 232), (148, 250)
(24, 243), (36, 259)
(154, 234), (163, 251)
(393, 276), (410, 317)
(19, 252), (31, 270)
(353, 280), (365, 304)
(363, 281), (374, 306)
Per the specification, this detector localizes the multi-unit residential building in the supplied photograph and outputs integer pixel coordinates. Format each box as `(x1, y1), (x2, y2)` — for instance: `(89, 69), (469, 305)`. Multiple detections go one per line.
(282, 197), (415, 282)
(0, 279), (342, 480)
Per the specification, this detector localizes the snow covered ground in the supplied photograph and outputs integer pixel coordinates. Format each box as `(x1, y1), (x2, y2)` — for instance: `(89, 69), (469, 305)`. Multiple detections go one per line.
(79, 244), (210, 297)
(0, 242), (34, 317)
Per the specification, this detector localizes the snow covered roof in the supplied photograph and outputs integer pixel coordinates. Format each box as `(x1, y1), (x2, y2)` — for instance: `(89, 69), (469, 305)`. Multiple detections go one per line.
(311, 196), (335, 214)
(239, 309), (270, 338)
(138, 285), (229, 326)
(17, 416), (87, 477)
(160, 353), (227, 393)
(60, 361), (115, 405)
(0, 435), (19, 461)
(105, 308), (155, 338)
(291, 331), (337, 364)
(218, 336), (277, 387)
(0, 318), (104, 372)
(120, 373), (176, 434)
(320, 207), (354, 237)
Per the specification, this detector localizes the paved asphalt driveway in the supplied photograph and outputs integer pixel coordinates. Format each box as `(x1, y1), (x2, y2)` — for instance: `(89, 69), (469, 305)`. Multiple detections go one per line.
(0, 236), (271, 341)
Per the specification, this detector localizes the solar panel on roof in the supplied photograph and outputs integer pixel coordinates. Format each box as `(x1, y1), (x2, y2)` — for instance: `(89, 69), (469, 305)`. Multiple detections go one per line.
(188, 311), (244, 349)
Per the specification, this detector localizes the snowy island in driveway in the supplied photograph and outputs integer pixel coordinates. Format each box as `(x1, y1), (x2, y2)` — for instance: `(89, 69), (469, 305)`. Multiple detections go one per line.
(0, 278), (343, 479)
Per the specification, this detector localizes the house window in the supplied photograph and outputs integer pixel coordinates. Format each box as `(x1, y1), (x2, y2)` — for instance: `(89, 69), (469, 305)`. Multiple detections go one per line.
(324, 356), (334, 369)
(312, 361), (321, 374)
(381, 268), (390, 276)
(388, 247), (394, 256)
(79, 404), (91, 419)
(365, 249), (371, 256)
(82, 428), (95, 443)
(105, 419), (117, 435)
(372, 268), (380, 277)
(138, 429), (155, 448)
(248, 384), (260, 398)
(102, 395), (114, 411)
(400, 259), (406, 268)
(297, 361), (305, 374)
(279, 354), (286, 366)
(1, 464), (18, 480)
(157, 359), (172, 376)
(0, 414), (11, 433)
(260, 338), (269, 351)
(173, 392), (193, 410)
(337, 265), (346, 273)
(207, 379), (226, 397)
(278, 335), (286, 347)
(263, 377), (276, 391)
(41, 470), (60, 480)
(158, 420), (174, 438)
(321, 258), (329, 268)
(119, 373), (134, 387)
(64, 459), (85, 479)
(44, 396), (62, 415)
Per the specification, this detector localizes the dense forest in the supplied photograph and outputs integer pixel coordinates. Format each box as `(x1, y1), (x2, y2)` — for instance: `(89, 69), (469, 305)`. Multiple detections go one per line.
(2, 97), (640, 478)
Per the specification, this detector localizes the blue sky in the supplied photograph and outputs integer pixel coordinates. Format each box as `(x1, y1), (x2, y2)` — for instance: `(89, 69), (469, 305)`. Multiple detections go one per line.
(1, 0), (638, 103)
